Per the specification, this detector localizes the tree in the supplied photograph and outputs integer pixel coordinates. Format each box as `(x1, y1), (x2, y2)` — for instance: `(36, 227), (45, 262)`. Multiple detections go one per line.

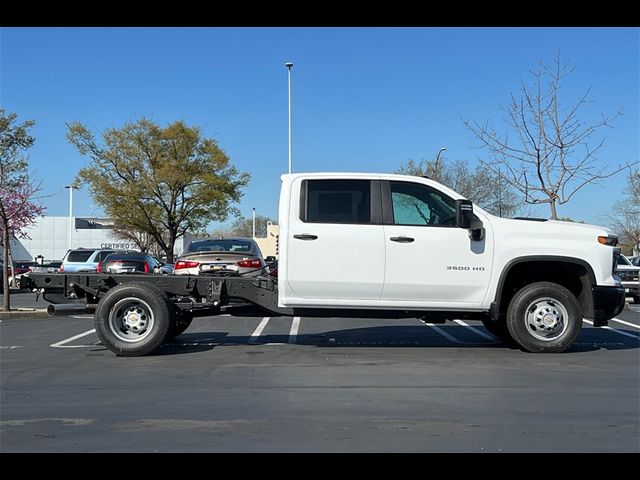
(0, 109), (44, 311)
(609, 170), (640, 256)
(67, 118), (250, 262)
(229, 214), (276, 238)
(464, 53), (637, 219)
(397, 157), (522, 217)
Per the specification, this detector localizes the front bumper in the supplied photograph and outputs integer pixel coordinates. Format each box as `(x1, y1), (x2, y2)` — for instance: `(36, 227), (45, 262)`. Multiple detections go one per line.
(590, 285), (626, 326)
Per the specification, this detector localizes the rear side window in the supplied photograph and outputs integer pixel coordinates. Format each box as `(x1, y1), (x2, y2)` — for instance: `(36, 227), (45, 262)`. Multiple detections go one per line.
(305, 180), (370, 224)
(66, 250), (96, 262)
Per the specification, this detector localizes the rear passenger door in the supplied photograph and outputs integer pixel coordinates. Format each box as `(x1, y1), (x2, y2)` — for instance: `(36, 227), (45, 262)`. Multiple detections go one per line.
(283, 178), (386, 305)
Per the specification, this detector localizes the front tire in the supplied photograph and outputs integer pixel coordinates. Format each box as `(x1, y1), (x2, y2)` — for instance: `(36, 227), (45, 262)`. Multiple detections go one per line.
(94, 282), (174, 356)
(506, 282), (582, 353)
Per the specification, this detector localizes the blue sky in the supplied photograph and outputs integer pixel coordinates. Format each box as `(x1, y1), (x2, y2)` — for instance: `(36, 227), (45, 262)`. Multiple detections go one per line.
(1, 27), (638, 228)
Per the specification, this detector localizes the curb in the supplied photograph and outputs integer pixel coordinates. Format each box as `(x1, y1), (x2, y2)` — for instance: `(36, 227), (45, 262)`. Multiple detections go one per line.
(0, 308), (49, 320)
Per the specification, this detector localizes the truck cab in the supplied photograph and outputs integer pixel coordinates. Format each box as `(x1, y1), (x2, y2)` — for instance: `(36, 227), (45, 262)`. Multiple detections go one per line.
(277, 173), (625, 352)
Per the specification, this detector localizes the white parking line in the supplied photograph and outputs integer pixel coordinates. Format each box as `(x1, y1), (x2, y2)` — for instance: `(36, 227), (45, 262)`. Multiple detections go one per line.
(288, 316), (301, 344)
(452, 319), (499, 342)
(422, 323), (472, 344)
(609, 317), (640, 330)
(71, 315), (94, 319)
(50, 329), (97, 348)
(248, 317), (270, 344)
(583, 319), (639, 340)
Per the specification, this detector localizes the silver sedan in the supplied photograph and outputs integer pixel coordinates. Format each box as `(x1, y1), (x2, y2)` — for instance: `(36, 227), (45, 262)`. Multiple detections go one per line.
(174, 237), (267, 277)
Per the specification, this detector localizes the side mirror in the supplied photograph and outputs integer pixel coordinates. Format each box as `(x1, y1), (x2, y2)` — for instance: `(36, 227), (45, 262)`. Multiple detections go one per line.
(456, 199), (484, 241)
(456, 199), (474, 229)
(265, 256), (276, 263)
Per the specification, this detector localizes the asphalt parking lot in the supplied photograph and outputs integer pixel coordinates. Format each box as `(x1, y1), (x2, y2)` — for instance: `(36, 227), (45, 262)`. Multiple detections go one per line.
(1, 291), (639, 452)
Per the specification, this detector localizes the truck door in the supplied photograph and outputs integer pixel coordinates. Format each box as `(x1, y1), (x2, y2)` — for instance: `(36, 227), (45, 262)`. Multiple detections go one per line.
(283, 178), (386, 304)
(381, 180), (493, 308)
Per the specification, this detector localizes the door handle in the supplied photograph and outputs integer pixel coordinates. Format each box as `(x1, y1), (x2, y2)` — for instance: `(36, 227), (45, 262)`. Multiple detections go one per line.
(293, 234), (318, 240)
(390, 236), (414, 243)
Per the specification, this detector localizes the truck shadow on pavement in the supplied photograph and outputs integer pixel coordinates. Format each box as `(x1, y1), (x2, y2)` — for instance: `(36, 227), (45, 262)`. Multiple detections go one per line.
(156, 325), (640, 355)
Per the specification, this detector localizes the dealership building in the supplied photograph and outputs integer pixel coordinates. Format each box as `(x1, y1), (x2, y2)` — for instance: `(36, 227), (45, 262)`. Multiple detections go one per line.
(8, 216), (189, 262)
(8, 216), (279, 263)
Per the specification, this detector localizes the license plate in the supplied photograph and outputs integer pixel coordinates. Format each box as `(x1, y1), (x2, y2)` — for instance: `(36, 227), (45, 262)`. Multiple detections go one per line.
(203, 264), (226, 271)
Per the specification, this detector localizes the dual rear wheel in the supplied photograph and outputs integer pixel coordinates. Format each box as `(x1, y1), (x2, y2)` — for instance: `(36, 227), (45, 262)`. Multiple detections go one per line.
(94, 282), (192, 357)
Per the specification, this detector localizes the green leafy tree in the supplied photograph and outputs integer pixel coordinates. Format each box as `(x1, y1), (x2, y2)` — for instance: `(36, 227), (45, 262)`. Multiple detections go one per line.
(230, 214), (276, 238)
(0, 109), (43, 310)
(397, 157), (522, 217)
(68, 118), (250, 262)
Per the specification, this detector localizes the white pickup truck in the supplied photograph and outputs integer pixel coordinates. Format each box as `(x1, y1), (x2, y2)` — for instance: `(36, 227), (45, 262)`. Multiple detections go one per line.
(22, 172), (626, 356)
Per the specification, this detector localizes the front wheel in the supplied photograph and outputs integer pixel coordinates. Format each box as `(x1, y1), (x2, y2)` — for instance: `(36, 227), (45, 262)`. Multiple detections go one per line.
(506, 282), (582, 353)
(94, 282), (174, 356)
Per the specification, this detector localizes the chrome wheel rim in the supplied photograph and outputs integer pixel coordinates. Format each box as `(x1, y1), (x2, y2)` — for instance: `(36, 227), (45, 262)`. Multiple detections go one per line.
(108, 297), (155, 343)
(524, 297), (569, 341)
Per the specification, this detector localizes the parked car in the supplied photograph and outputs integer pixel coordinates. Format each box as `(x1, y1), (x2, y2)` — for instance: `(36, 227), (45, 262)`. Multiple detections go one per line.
(174, 237), (267, 276)
(97, 252), (161, 274)
(153, 258), (174, 274)
(615, 255), (640, 304)
(60, 248), (134, 273)
(29, 261), (62, 273)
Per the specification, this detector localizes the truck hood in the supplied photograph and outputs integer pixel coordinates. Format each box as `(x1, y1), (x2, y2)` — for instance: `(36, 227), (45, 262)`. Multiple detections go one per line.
(488, 216), (613, 238)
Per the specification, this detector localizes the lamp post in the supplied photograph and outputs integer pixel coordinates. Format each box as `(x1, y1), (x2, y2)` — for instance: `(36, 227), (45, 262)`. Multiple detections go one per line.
(435, 146), (447, 163)
(64, 185), (73, 250)
(252, 207), (256, 239)
(285, 62), (293, 174)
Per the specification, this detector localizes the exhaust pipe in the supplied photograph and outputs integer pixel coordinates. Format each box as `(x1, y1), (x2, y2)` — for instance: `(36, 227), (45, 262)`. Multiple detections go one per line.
(47, 303), (96, 316)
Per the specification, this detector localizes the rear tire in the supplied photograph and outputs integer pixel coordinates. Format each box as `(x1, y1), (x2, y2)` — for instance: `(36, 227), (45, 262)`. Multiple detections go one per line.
(632, 295), (640, 305)
(94, 282), (175, 356)
(506, 281), (582, 353)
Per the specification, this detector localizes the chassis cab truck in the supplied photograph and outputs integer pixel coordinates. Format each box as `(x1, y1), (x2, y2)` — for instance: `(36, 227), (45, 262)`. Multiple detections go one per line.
(23, 173), (626, 356)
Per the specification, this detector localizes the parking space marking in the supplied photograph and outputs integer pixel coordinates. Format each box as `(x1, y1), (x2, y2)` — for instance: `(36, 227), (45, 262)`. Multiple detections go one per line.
(583, 319), (639, 339)
(288, 316), (301, 344)
(422, 322), (473, 344)
(50, 329), (97, 348)
(248, 317), (270, 344)
(610, 317), (640, 330)
(452, 319), (499, 342)
(71, 315), (94, 319)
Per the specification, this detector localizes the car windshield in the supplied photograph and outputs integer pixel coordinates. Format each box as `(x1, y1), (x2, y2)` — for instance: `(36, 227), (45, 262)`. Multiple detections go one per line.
(187, 239), (253, 253)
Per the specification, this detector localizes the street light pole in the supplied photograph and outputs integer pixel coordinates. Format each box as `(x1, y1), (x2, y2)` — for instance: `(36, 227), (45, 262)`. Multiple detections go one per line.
(64, 185), (73, 250)
(435, 146), (447, 163)
(252, 207), (256, 239)
(285, 62), (293, 174)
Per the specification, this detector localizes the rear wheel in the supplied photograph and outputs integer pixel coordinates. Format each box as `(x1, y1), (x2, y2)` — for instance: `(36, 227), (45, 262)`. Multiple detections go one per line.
(632, 295), (640, 305)
(506, 281), (582, 353)
(94, 282), (174, 356)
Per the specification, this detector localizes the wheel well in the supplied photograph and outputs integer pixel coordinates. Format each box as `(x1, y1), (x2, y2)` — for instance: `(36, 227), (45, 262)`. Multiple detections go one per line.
(496, 260), (593, 319)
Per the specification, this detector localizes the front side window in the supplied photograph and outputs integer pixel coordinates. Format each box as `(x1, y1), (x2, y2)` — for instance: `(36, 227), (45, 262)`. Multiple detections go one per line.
(306, 179), (370, 224)
(390, 181), (456, 226)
